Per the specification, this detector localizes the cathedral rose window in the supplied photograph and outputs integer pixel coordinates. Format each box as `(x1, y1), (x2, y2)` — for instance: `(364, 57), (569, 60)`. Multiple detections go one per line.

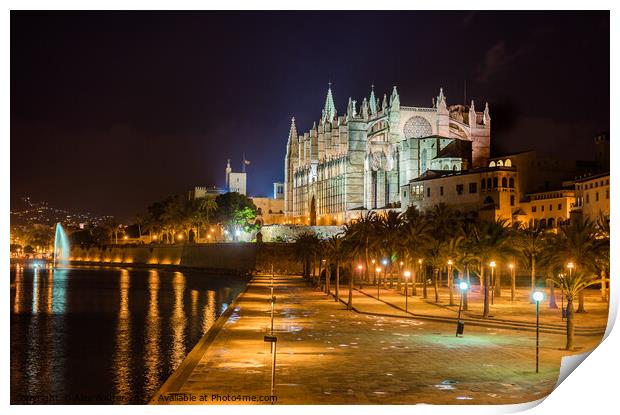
(403, 116), (432, 139)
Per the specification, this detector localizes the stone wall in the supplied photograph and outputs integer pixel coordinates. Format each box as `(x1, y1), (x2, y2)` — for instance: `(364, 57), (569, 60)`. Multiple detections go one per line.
(69, 242), (302, 275)
(259, 224), (343, 242)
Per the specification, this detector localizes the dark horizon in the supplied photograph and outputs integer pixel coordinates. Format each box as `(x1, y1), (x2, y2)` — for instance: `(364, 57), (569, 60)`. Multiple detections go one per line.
(11, 11), (609, 222)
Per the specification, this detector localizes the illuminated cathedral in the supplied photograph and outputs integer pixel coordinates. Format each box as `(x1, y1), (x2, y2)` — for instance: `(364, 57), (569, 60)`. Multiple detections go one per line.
(283, 84), (491, 224)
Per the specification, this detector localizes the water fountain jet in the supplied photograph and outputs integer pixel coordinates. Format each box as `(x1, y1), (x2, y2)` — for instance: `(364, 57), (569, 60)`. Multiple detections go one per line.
(53, 223), (70, 268)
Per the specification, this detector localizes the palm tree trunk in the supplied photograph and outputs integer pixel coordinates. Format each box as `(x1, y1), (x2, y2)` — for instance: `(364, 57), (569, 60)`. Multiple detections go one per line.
(531, 257), (536, 294)
(448, 268), (454, 306)
(335, 261), (340, 302)
(348, 266), (354, 310)
(412, 266), (418, 296)
(463, 265), (469, 311)
(601, 270), (607, 302)
(482, 266), (490, 318)
(326, 265), (331, 295)
(433, 268), (439, 303)
(566, 296), (575, 350)
(577, 290), (586, 313)
(364, 239), (370, 283)
(547, 278), (558, 308)
(422, 265), (428, 299)
(494, 267), (502, 298)
(511, 266), (516, 302)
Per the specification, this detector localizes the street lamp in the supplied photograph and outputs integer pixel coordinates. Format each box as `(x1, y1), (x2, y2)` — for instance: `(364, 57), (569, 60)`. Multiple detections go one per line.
(404, 271), (411, 313)
(456, 281), (469, 337)
(489, 261), (497, 305)
(533, 291), (544, 373)
(376, 267), (382, 299)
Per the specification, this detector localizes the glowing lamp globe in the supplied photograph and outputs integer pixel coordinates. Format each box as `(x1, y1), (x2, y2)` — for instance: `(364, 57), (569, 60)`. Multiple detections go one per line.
(532, 291), (544, 302)
(459, 281), (469, 291)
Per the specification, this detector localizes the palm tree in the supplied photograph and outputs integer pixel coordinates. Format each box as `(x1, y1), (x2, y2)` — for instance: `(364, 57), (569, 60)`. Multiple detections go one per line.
(400, 207), (431, 297)
(595, 213), (610, 302)
(325, 235), (345, 302)
(444, 235), (464, 306)
(553, 271), (598, 350)
(425, 239), (447, 303)
(342, 211), (378, 284)
(293, 232), (320, 280)
(553, 219), (599, 313)
(470, 219), (511, 318)
(514, 222), (546, 298)
(375, 210), (403, 288)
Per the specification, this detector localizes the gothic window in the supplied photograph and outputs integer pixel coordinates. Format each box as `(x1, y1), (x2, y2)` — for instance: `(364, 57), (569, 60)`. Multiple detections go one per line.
(493, 177), (498, 188)
(509, 178), (514, 188)
(470, 182), (478, 193)
(481, 179), (486, 190)
(502, 177), (507, 188)
(421, 149), (428, 174)
(403, 116), (432, 139)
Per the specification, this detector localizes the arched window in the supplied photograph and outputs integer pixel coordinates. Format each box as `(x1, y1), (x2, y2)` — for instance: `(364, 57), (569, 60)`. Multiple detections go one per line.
(505, 159), (512, 167)
(421, 149), (427, 174)
(487, 178), (492, 189)
(502, 177), (507, 188)
(540, 219), (547, 228)
(489, 161), (496, 167)
(509, 178), (515, 188)
(443, 164), (449, 170)
(453, 165), (458, 171)
(493, 177), (498, 188)
(481, 179), (486, 190)
(548, 218), (555, 228)
(497, 160), (504, 167)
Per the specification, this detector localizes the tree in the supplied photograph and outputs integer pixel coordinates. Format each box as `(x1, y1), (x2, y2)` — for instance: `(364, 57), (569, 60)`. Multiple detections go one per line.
(215, 192), (258, 238)
(553, 271), (598, 350)
(400, 207), (431, 297)
(375, 210), (403, 288)
(514, 222), (546, 298)
(552, 219), (599, 313)
(342, 211), (378, 284)
(293, 232), (320, 280)
(595, 213), (610, 302)
(470, 219), (511, 318)
(325, 235), (346, 302)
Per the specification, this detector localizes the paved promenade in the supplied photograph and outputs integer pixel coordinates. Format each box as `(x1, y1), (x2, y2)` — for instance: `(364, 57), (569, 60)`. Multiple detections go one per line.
(152, 275), (606, 405)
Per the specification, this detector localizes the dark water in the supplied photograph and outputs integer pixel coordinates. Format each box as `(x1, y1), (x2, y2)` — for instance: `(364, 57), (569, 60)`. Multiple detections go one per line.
(10, 264), (246, 404)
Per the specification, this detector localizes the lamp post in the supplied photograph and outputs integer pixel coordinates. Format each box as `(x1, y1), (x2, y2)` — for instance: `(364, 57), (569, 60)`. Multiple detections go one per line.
(382, 258), (389, 288)
(404, 271), (411, 313)
(371, 259), (376, 285)
(489, 261), (497, 305)
(509, 263), (515, 302)
(376, 267), (382, 299)
(563, 262), (574, 319)
(456, 281), (469, 337)
(533, 291), (544, 373)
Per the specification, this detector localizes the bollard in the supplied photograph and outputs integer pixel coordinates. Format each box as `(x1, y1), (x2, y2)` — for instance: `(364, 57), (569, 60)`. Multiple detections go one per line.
(264, 335), (277, 400)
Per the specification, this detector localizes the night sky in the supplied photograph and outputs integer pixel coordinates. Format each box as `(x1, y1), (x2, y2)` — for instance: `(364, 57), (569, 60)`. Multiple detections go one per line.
(11, 11), (609, 221)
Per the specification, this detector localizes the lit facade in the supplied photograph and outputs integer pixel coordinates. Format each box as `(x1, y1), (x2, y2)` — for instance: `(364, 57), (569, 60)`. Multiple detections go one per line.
(283, 84), (491, 224)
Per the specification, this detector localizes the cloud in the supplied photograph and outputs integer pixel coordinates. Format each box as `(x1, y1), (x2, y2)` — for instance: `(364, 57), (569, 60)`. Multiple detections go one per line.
(476, 40), (529, 82)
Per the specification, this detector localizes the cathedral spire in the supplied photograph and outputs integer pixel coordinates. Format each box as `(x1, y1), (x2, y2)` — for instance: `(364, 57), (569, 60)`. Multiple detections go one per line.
(369, 84), (377, 115)
(288, 117), (297, 141)
(382, 94), (388, 112)
(322, 82), (336, 123)
(436, 87), (447, 113)
(390, 86), (400, 110)
(361, 97), (369, 120)
(483, 102), (491, 125)
(469, 100), (476, 126)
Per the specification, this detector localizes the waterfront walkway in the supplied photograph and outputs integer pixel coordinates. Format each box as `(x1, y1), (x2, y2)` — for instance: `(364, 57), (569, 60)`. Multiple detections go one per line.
(152, 275), (606, 405)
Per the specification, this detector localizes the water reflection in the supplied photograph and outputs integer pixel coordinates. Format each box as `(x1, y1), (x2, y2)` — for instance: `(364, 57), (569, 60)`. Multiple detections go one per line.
(170, 272), (187, 370)
(114, 269), (132, 401)
(203, 290), (216, 334)
(143, 270), (161, 398)
(11, 266), (246, 404)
